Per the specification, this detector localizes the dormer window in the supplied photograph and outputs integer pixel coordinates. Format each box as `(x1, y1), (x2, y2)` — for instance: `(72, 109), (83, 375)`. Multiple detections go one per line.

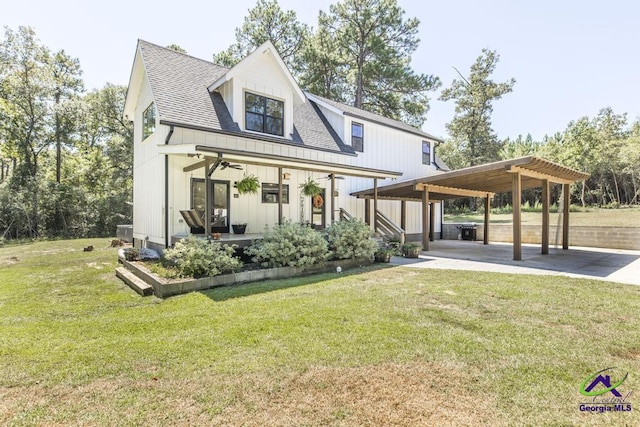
(245, 92), (284, 136)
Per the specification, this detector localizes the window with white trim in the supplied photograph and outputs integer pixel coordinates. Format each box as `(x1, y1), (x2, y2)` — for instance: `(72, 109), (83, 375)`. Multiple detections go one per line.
(422, 141), (431, 165)
(142, 102), (156, 140)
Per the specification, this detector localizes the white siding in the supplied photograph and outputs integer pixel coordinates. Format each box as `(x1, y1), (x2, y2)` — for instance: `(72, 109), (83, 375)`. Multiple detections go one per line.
(132, 72), (167, 246)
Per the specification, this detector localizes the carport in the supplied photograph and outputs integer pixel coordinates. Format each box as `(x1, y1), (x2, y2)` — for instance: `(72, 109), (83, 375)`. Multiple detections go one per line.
(351, 156), (590, 260)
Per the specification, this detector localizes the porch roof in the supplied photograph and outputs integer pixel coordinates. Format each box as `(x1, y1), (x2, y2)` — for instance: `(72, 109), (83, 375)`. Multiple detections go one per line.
(350, 156), (590, 200)
(159, 143), (403, 179)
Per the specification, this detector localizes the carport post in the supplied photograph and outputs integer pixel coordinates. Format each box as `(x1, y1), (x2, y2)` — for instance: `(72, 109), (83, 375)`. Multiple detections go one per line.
(562, 183), (570, 250)
(422, 187), (430, 251)
(512, 171), (522, 261)
(278, 167), (283, 225)
(400, 200), (406, 231)
(364, 198), (370, 226)
(541, 179), (549, 254)
(484, 194), (490, 245)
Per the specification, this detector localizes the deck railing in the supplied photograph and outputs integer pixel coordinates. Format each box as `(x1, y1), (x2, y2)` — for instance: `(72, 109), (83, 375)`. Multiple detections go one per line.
(375, 210), (405, 244)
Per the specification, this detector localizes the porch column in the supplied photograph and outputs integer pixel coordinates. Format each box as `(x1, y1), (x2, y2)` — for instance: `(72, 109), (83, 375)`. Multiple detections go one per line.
(429, 202), (435, 242)
(422, 187), (430, 251)
(330, 173), (336, 223)
(278, 167), (283, 225)
(373, 178), (378, 232)
(400, 200), (406, 231)
(512, 171), (522, 260)
(204, 159), (212, 236)
(541, 179), (550, 254)
(484, 194), (490, 245)
(364, 198), (371, 226)
(562, 183), (570, 250)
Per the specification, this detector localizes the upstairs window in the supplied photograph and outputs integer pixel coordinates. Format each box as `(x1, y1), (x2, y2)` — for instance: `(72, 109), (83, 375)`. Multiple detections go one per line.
(351, 122), (364, 152)
(422, 141), (431, 165)
(262, 183), (289, 204)
(245, 92), (284, 136)
(142, 102), (156, 140)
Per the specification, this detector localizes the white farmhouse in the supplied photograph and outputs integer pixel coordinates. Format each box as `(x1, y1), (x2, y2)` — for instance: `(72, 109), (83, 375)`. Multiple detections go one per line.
(123, 40), (447, 252)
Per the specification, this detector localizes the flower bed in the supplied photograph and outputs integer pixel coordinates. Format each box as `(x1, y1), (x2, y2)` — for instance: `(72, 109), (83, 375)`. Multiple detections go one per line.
(122, 257), (372, 298)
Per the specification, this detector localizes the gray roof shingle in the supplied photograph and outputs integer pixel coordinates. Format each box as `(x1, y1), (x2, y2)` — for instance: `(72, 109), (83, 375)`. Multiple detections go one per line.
(308, 93), (443, 142)
(139, 40), (351, 153)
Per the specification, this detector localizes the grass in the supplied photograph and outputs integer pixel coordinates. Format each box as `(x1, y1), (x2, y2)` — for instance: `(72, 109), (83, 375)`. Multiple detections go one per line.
(1, 238), (640, 425)
(445, 206), (640, 226)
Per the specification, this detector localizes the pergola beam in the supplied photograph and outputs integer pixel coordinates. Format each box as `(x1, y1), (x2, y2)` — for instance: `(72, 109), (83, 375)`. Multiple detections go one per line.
(414, 183), (494, 199)
(505, 165), (574, 185)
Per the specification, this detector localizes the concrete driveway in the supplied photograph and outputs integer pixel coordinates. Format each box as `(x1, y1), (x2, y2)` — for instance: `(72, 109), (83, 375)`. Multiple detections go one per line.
(391, 240), (640, 286)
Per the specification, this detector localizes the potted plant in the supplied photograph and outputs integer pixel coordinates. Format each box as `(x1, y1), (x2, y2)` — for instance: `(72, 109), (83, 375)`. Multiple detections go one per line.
(232, 223), (247, 234)
(300, 177), (322, 197)
(402, 243), (422, 258)
(374, 245), (395, 263)
(124, 247), (140, 261)
(235, 174), (260, 195)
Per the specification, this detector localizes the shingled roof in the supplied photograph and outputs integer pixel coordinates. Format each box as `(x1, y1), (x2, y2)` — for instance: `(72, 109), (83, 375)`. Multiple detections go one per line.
(307, 93), (444, 142)
(137, 40), (353, 154)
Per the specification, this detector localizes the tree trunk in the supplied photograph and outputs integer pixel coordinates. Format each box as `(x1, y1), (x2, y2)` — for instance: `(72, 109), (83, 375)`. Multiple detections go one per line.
(581, 181), (586, 208)
(612, 170), (621, 204)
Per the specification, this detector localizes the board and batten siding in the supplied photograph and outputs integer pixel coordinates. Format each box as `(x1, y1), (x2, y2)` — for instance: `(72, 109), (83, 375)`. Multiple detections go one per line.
(132, 74), (167, 247)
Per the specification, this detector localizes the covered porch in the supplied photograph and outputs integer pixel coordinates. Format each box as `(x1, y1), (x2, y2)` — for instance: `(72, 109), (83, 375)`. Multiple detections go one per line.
(351, 156), (590, 261)
(160, 143), (403, 248)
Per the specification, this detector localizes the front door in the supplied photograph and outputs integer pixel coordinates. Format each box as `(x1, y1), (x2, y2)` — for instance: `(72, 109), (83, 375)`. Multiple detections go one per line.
(311, 189), (326, 230)
(191, 179), (230, 233)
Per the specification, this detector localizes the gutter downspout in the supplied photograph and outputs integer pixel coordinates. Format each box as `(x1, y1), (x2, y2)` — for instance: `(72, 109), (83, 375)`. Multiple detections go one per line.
(164, 125), (174, 248)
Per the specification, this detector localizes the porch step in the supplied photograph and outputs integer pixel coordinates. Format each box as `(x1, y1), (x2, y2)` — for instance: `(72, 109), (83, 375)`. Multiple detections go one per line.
(116, 267), (153, 296)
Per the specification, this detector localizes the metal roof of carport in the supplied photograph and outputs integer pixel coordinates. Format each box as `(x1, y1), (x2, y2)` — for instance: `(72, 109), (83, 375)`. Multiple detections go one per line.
(351, 156), (590, 261)
(351, 156), (590, 201)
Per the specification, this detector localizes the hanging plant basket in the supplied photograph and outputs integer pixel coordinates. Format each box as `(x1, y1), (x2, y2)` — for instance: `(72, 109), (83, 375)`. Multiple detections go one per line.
(235, 174), (260, 195)
(300, 177), (322, 197)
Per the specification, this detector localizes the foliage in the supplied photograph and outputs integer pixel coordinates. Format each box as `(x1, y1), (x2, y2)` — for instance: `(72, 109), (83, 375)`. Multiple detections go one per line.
(299, 177), (322, 196)
(245, 221), (329, 268)
(304, 0), (440, 127)
(166, 44), (187, 54)
(439, 49), (515, 167)
(213, 0), (310, 73)
(123, 247), (140, 261)
(235, 174), (260, 195)
(325, 219), (377, 260)
(163, 236), (242, 278)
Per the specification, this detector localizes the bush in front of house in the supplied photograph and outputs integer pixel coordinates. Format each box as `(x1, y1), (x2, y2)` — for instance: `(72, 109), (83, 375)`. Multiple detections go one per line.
(163, 236), (242, 278)
(325, 218), (378, 260)
(245, 222), (329, 268)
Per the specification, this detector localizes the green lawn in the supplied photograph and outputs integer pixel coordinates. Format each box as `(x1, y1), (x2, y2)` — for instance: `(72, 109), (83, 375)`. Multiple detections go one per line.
(445, 206), (640, 226)
(1, 239), (640, 426)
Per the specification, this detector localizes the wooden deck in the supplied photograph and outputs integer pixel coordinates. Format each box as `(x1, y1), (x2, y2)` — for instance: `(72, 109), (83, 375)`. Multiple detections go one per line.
(170, 233), (263, 248)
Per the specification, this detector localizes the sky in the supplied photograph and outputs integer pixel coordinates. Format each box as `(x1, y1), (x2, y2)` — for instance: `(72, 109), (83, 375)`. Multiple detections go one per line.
(4, 0), (639, 141)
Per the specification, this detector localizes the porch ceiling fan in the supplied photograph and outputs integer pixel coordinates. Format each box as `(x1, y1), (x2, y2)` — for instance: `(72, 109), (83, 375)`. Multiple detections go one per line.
(325, 174), (345, 180)
(220, 161), (243, 170)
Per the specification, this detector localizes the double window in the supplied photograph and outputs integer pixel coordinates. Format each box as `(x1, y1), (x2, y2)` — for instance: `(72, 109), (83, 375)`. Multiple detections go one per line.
(262, 183), (289, 204)
(422, 141), (431, 165)
(351, 122), (364, 152)
(142, 102), (156, 140)
(245, 92), (284, 136)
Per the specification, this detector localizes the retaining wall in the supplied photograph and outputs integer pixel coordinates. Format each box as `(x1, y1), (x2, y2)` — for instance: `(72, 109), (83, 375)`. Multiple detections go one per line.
(442, 223), (640, 250)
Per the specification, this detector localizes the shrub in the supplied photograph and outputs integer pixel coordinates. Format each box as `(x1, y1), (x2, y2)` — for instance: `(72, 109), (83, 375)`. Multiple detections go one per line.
(325, 219), (378, 260)
(245, 222), (329, 268)
(163, 236), (242, 278)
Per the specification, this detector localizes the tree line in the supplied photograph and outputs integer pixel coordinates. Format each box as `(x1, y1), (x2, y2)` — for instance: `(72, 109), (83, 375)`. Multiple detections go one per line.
(1, 0), (637, 241)
(0, 27), (132, 240)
